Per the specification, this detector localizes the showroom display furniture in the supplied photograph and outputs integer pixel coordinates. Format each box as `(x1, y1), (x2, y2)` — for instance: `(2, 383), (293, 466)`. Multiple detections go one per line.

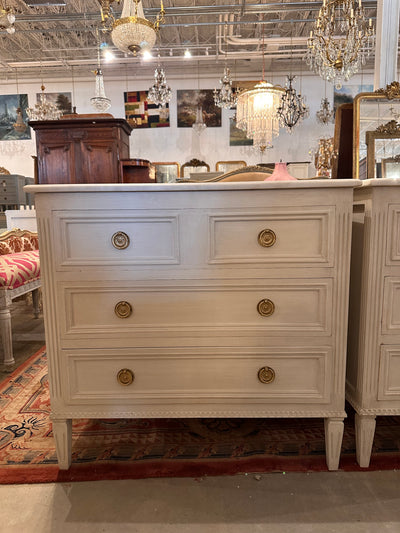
(347, 178), (400, 467)
(0, 228), (41, 366)
(0, 174), (34, 208)
(29, 115), (132, 184)
(28, 179), (359, 470)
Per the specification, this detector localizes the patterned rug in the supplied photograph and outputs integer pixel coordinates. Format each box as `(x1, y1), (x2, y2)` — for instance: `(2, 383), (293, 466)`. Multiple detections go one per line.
(1, 347), (400, 484)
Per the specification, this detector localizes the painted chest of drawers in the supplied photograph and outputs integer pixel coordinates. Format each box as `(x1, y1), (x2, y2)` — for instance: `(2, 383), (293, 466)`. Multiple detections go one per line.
(347, 179), (400, 467)
(28, 180), (358, 470)
(0, 175), (34, 207)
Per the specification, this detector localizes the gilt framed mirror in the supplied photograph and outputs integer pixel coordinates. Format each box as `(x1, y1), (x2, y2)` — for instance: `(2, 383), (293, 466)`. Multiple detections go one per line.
(353, 82), (400, 179)
(365, 121), (400, 178)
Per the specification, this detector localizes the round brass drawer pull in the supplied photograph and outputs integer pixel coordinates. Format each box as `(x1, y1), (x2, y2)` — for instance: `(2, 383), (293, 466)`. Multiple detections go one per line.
(258, 229), (276, 247)
(115, 301), (133, 319)
(111, 231), (130, 250)
(257, 298), (275, 317)
(258, 366), (275, 384)
(117, 368), (135, 386)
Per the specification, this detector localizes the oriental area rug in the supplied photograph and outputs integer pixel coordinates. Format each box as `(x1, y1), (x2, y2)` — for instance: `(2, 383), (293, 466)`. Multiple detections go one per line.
(1, 347), (400, 485)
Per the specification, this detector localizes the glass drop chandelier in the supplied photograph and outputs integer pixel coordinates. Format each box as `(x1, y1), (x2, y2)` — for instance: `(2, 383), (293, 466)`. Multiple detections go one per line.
(148, 62), (172, 107)
(236, 81), (283, 152)
(316, 97), (334, 124)
(192, 106), (207, 135)
(0, 3), (15, 34)
(111, 0), (164, 56)
(26, 85), (62, 121)
(90, 44), (111, 112)
(276, 75), (309, 133)
(213, 66), (237, 109)
(306, 0), (374, 89)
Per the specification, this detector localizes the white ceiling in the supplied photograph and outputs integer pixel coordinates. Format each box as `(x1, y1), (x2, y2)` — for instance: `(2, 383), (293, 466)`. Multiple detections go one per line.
(0, 0), (380, 81)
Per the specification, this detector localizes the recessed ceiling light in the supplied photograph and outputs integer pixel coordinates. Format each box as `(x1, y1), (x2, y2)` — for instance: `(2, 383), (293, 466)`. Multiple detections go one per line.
(103, 50), (115, 62)
(142, 50), (153, 61)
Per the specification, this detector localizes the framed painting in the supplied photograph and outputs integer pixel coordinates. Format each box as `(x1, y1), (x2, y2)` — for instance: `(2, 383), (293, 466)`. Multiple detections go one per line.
(37, 92), (72, 115)
(124, 91), (170, 129)
(333, 84), (373, 115)
(177, 89), (221, 127)
(0, 94), (31, 140)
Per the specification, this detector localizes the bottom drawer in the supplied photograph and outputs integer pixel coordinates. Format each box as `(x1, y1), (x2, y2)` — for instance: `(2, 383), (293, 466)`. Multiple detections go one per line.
(378, 345), (400, 400)
(63, 346), (331, 404)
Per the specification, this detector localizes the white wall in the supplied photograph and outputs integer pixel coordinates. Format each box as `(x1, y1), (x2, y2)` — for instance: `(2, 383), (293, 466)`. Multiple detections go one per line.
(0, 71), (373, 179)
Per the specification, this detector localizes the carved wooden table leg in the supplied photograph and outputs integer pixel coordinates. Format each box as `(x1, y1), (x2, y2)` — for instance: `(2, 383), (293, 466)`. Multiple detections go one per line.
(324, 417), (344, 471)
(0, 291), (14, 366)
(52, 418), (72, 470)
(32, 288), (40, 318)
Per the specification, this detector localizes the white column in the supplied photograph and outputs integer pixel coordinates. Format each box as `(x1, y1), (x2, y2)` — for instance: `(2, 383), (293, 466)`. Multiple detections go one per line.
(374, 0), (400, 90)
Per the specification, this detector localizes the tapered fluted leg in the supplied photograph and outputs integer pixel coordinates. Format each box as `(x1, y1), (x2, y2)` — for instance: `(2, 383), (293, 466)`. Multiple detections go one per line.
(355, 413), (376, 468)
(324, 417), (344, 471)
(0, 292), (14, 366)
(52, 418), (72, 470)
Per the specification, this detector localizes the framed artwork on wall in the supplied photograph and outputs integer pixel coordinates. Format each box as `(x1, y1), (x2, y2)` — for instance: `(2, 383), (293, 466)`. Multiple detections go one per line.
(229, 117), (253, 146)
(177, 89), (221, 127)
(0, 94), (31, 140)
(333, 84), (373, 115)
(124, 91), (170, 128)
(37, 92), (72, 115)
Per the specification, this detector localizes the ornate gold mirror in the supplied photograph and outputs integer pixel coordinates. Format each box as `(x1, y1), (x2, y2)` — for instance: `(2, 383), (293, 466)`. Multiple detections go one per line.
(365, 121), (400, 178)
(353, 82), (400, 179)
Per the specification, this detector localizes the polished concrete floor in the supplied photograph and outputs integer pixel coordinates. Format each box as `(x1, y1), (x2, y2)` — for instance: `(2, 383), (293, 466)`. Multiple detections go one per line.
(1, 300), (400, 532)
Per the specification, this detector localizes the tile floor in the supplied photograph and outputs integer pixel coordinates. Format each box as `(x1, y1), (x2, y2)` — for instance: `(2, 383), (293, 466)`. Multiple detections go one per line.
(1, 299), (399, 532)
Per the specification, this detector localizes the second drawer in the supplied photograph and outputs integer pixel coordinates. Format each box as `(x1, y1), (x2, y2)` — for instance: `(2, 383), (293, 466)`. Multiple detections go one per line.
(58, 279), (333, 341)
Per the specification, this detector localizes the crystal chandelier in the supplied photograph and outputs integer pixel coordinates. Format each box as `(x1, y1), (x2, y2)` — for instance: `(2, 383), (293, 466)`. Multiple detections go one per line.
(213, 66), (237, 109)
(90, 42), (111, 112)
(111, 0), (165, 56)
(236, 81), (283, 151)
(276, 75), (309, 133)
(26, 85), (62, 121)
(192, 106), (207, 135)
(148, 62), (171, 107)
(316, 97), (334, 124)
(13, 70), (27, 133)
(306, 0), (374, 89)
(0, 3), (15, 34)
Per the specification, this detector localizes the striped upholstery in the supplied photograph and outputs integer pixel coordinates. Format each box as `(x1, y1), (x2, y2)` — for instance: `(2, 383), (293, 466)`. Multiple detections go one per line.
(0, 250), (40, 290)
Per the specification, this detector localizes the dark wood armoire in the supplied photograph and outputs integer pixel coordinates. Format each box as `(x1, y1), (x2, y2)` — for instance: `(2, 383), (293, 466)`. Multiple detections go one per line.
(30, 116), (132, 184)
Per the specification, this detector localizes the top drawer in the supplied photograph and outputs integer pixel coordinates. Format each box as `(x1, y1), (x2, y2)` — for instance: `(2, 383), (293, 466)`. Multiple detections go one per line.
(51, 206), (335, 271)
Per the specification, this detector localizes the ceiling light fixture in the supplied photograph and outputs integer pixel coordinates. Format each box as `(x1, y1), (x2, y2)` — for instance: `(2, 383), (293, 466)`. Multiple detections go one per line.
(26, 84), (62, 121)
(184, 49), (192, 58)
(213, 24), (237, 109)
(276, 75), (309, 132)
(316, 97), (334, 124)
(13, 69), (27, 133)
(306, 0), (374, 89)
(0, 3), (15, 34)
(111, 0), (165, 57)
(90, 35), (111, 113)
(235, 21), (283, 152)
(148, 57), (172, 108)
(192, 60), (206, 135)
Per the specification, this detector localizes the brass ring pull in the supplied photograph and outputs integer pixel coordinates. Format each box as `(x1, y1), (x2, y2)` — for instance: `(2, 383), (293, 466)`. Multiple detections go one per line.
(117, 368), (134, 386)
(112, 231), (130, 250)
(115, 301), (133, 319)
(258, 229), (276, 247)
(258, 366), (275, 384)
(257, 298), (275, 317)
